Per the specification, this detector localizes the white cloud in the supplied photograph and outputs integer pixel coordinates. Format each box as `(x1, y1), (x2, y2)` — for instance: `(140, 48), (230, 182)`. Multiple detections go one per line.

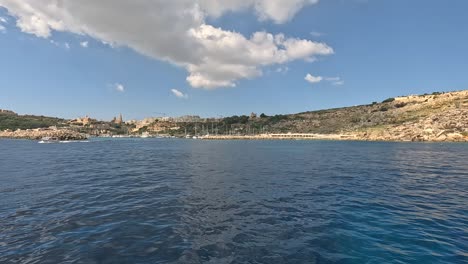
(171, 89), (188, 99)
(80, 41), (88, 48)
(0, 0), (332, 89)
(276, 66), (289, 73)
(324, 77), (339, 81)
(0, 16), (6, 32)
(186, 26), (333, 88)
(325, 76), (344, 85)
(115, 83), (125, 92)
(49, 39), (70, 49)
(310, 31), (323, 37)
(305, 73), (322, 84)
(200, 0), (318, 24)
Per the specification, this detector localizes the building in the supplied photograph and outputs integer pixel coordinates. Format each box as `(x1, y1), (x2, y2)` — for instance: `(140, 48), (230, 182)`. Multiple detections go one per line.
(112, 114), (123, 124)
(116, 113), (123, 124)
(70, 115), (96, 126)
(0, 109), (16, 115)
(173, 115), (202, 122)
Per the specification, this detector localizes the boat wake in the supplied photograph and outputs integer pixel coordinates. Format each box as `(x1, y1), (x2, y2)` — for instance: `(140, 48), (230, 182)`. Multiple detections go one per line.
(38, 140), (90, 144)
(60, 140), (90, 143)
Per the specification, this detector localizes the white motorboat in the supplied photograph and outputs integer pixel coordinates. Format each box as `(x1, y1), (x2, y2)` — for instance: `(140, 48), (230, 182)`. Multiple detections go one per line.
(38, 137), (60, 143)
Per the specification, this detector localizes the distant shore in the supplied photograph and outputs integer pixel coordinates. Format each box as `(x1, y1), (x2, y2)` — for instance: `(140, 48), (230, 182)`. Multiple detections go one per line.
(1, 90), (467, 142)
(199, 133), (468, 142)
(200, 133), (356, 141)
(1, 130), (467, 142)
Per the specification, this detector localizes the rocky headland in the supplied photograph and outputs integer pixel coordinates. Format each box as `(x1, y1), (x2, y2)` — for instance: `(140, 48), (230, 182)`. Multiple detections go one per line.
(352, 91), (468, 142)
(259, 90), (467, 142)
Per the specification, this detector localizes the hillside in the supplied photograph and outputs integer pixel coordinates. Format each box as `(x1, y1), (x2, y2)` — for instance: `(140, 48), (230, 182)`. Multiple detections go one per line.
(235, 90), (467, 141)
(0, 111), (66, 131)
(1, 90), (467, 142)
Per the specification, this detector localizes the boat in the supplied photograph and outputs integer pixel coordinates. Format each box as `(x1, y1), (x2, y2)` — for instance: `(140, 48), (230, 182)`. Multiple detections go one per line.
(38, 137), (60, 143)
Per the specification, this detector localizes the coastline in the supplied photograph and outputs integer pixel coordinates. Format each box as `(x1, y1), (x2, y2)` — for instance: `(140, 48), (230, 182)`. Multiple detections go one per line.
(199, 133), (468, 142)
(0, 129), (87, 141)
(3, 132), (466, 143)
(1, 91), (466, 143)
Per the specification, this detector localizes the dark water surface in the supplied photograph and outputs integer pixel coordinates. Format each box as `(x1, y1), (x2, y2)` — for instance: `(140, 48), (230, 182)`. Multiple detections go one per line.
(1, 139), (467, 263)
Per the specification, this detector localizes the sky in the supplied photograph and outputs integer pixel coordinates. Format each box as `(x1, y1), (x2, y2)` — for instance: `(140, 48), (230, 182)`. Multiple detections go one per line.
(0, 0), (467, 120)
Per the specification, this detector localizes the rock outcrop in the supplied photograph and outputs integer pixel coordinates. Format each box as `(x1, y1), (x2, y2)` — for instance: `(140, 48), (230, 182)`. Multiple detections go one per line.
(0, 128), (88, 140)
(263, 90), (468, 142)
(354, 91), (468, 142)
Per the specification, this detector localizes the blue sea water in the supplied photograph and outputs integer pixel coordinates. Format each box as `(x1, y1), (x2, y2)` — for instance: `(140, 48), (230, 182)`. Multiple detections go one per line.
(0, 139), (467, 264)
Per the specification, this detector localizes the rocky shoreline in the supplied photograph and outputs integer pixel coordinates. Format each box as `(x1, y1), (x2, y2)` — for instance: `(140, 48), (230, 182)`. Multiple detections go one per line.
(356, 130), (467, 142)
(200, 133), (467, 142)
(0, 129), (88, 141)
(1, 129), (466, 142)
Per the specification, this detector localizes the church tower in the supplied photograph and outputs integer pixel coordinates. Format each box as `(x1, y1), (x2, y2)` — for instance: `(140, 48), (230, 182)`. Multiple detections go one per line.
(116, 113), (123, 124)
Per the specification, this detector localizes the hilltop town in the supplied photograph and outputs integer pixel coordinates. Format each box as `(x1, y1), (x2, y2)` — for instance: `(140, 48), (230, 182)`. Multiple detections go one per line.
(0, 90), (467, 141)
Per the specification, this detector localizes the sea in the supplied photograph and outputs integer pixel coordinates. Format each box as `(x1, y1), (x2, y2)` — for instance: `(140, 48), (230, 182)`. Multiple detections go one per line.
(0, 138), (467, 263)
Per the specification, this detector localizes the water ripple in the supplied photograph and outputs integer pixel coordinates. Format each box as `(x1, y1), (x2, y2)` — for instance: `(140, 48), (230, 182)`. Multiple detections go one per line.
(0, 139), (467, 263)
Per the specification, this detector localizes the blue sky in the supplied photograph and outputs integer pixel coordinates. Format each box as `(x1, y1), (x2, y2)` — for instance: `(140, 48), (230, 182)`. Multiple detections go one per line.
(0, 0), (467, 120)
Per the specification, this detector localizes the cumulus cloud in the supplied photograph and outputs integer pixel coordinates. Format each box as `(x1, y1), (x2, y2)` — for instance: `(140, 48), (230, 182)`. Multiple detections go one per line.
(115, 83), (125, 92)
(305, 74), (322, 84)
(80, 41), (88, 48)
(0, 16), (6, 32)
(200, 0), (319, 24)
(171, 89), (188, 99)
(0, 0), (333, 89)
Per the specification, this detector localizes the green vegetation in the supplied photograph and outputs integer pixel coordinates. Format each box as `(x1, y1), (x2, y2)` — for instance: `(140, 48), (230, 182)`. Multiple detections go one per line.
(268, 114), (288, 123)
(223, 115), (250, 125)
(0, 113), (65, 130)
(382, 97), (395, 103)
